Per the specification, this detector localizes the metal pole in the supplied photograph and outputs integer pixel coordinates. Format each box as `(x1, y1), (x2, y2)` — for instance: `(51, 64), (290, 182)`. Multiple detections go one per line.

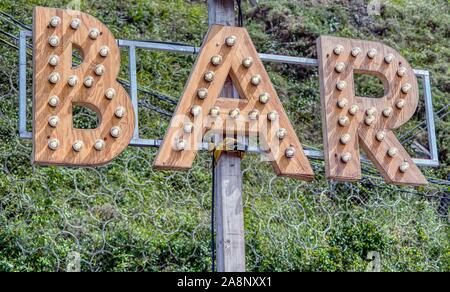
(209, 0), (246, 272)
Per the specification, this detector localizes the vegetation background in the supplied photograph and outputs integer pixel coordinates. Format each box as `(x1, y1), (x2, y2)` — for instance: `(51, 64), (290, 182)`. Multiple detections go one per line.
(0, 0), (448, 271)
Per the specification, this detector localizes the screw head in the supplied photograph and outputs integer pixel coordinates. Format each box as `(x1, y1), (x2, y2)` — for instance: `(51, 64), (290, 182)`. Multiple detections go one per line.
(336, 80), (347, 91)
(110, 126), (121, 138)
(376, 131), (386, 142)
(67, 75), (78, 87)
(335, 62), (346, 73)
(88, 28), (100, 40)
(70, 18), (80, 30)
(399, 161), (409, 173)
(285, 147), (296, 158)
(99, 46), (109, 57)
(384, 54), (394, 64)
(48, 116), (59, 127)
(211, 55), (222, 66)
(103, 88), (116, 100)
(175, 139), (187, 151)
(204, 71), (215, 82)
(338, 116), (349, 127)
(48, 35), (60, 47)
(209, 106), (220, 118)
(49, 16), (61, 27)
(197, 88), (208, 100)
(248, 109), (260, 121)
(190, 105), (202, 117)
(382, 107), (393, 117)
(396, 99), (406, 109)
(48, 55), (59, 66)
(367, 48), (377, 59)
(267, 111), (278, 121)
(259, 92), (270, 104)
(94, 64), (105, 76)
(351, 47), (361, 57)
(72, 140), (84, 152)
(366, 107), (377, 116)
(348, 105), (359, 116)
(364, 115), (376, 126)
(341, 152), (352, 163)
(114, 106), (126, 118)
(83, 76), (94, 88)
(48, 95), (59, 107)
(225, 35), (236, 47)
(242, 57), (253, 68)
(387, 147), (398, 157)
(333, 45), (344, 55)
(48, 138), (59, 150)
(251, 74), (262, 86)
(94, 139), (105, 151)
(340, 133), (351, 145)
(276, 128), (287, 139)
(48, 72), (60, 84)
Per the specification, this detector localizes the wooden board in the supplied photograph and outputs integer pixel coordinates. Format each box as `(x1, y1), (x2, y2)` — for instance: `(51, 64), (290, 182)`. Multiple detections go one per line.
(154, 25), (314, 180)
(32, 7), (135, 166)
(317, 36), (427, 185)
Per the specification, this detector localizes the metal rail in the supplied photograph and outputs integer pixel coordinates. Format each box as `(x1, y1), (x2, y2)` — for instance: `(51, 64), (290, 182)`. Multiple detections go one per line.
(18, 30), (439, 167)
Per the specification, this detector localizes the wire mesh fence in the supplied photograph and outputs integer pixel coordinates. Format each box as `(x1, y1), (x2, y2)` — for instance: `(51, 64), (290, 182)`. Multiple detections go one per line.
(0, 8), (449, 272)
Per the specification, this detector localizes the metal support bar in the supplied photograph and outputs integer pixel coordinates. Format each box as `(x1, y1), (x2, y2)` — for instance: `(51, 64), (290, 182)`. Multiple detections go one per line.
(17, 30), (440, 167)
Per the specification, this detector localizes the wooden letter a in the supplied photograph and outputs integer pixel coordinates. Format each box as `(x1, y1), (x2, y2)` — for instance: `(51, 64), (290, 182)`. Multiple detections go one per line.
(154, 25), (314, 180)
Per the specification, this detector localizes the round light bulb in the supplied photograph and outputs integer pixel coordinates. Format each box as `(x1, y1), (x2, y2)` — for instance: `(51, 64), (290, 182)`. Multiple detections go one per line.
(211, 55), (222, 66)
(48, 95), (59, 107)
(190, 105), (201, 117)
(242, 57), (253, 68)
(204, 71), (215, 82)
(399, 161), (409, 173)
(72, 140), (84, 152)
(376, 131), (386, 142)
(225, 35), (236, 47)
(401, 83), (412, 94)
(267, 111), (278, 121)
(48, 35), (60, 47)
(351, 47), (361, 57)
(248, 109), (259, 121)
(333, 45), (344, 55)
(335, 62), (346, 73)
(397, 67), (407, 77)
(70, 18), (80, 30)
(210, 106), (220, 118)
(175, 139), (187, 151)
(48, 55), (59, 67)
(364, 115), (376, 126)
(341, 152), (352, 163)
(48, 116), (59, 127)
(336, 80), (347, 91)
(114, 106), (125, 118)
(384, 54), (394, 64)
(83, 76), (94, 88)
(105, 88), (116, 100)
(49, 16), (61, 27)
(67, 75), (78, 87)
(259, 92), (270, 104)
(367, 48), (377, 59)
(110, 126), (121, 138)
(337, 98), (348, 109)
(99, 46), (109, 57)
(340, 133), (351, 145)
(366, 107), (377, 116)
(285, 147), (296, 158)
(94, 64), (105, 76)
(387, 147), (398, 157)
(88, 28), (100, 40)
(276, 128), (287, 140)
(48, 138), (59, 150)
(183, 123), (193, 134)
(48, 72), (60, 84)
(396, 99), (406, 109)
(197, 88), (208, 100)
(348, 104), (359, 116)
(229, 108), (240, 119)
(338, 116), (349, 127)
(94, 139), (105, 151)
(382, 107), (393, 117)
(251, 74), (262, 86)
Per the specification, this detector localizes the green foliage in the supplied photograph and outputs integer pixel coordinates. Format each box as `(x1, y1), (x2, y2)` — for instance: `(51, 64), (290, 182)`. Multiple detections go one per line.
(0, 0), (448, 271)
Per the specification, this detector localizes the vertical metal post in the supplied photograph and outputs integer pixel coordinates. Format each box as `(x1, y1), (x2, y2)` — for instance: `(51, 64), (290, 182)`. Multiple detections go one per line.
(18, 30), (29, 138)
(209, 0), (246, 272)
(128, 45), (139, 140)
